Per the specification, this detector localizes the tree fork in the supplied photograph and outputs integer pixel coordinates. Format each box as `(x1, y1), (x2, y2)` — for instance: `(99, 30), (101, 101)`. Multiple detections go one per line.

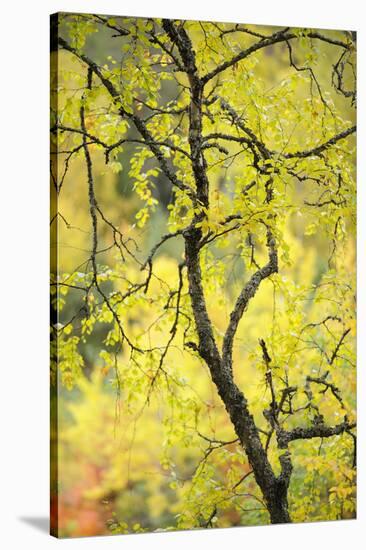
(165, 14), (294, 522)
(184, 228), (291, 523)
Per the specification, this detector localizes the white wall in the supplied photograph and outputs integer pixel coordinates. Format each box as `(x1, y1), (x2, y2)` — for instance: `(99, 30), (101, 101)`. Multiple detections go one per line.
(0, 1), (364, 548)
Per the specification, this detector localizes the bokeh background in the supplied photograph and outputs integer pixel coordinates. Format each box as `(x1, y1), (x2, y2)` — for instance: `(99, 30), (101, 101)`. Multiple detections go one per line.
(50, 14), (356, 537)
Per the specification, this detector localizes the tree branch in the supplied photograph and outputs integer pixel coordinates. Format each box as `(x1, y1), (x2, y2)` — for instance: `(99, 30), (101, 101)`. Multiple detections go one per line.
(79, 69), (142, 354)
(58, 36), (193, 197)
(283, 126), (356, 158)
(282, 421), (356, 445)
(222, 227), (278, 372)
(202, 29), (350, 85)
(202, 28), (293, 84)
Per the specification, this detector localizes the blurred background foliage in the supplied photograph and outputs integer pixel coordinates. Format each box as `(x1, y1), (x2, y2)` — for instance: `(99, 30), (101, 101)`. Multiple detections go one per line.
(50, 14), (356, 537)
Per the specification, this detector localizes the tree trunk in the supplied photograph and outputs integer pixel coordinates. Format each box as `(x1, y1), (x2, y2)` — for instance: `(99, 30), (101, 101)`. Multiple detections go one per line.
(213, 367), (292, 524)
(264, 482), (291, 523)
(184, 229), (291, 524)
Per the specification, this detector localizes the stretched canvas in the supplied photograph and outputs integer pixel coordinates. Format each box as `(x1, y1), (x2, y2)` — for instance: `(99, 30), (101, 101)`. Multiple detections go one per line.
(50, 12), (356, 538)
